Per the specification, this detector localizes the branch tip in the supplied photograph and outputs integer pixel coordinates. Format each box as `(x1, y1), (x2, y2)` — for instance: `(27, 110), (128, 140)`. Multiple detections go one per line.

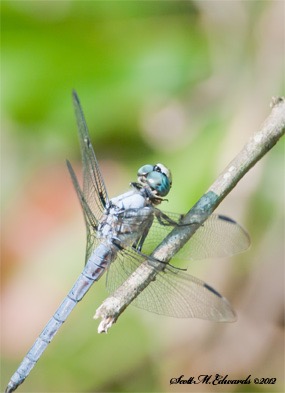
(270, 96), (284, 108)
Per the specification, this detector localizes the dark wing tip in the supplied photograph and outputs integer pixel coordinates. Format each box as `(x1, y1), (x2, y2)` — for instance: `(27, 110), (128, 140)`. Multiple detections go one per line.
(203, 282), (222, 298)
(66, 159), (72, 170)
(217, 214), (251, 249)
(203, 282), (237, 322)
(217, 214), (236, 224)
(72, 89), (80, 104)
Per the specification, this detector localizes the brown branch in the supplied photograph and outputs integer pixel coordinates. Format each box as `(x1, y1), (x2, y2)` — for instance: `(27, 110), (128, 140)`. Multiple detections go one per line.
(94, 97), (285, 333)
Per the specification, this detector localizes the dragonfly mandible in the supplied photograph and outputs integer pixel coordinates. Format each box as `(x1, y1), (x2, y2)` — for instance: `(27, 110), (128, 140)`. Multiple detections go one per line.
(5, 91), (250, 392)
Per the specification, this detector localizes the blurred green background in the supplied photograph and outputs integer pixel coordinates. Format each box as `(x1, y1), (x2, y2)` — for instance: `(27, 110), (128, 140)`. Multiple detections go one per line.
(1, 1), (284, 393)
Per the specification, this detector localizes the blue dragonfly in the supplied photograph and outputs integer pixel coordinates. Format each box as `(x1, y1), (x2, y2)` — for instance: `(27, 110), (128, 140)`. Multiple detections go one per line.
(5, 91), (250, 392)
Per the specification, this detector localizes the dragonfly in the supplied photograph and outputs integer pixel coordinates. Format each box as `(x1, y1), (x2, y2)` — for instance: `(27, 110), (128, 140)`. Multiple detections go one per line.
(5, 91), (250, 393)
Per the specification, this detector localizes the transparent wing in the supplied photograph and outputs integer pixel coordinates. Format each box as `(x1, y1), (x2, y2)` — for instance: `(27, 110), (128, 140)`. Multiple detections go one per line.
(72, 91), (108, 224)
(67, 160), (100, 262)
(140, 212), (250, 260)
(106, 247), (236, 321)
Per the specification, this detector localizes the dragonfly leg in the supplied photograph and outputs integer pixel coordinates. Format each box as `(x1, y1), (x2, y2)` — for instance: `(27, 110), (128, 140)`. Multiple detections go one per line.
(132, 217), (154, 252)
(154, 210), (183, 226)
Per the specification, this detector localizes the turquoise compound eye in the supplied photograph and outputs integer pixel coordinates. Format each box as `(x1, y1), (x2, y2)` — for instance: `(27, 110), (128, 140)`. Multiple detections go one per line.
(146, 171), (171, 197)
(154, 163), (172, 186)
(137, 164), (154, 177)
(137, 163), (172, 197)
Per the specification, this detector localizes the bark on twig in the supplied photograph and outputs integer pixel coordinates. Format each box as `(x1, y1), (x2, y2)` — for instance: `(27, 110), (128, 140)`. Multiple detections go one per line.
(94, 97), (285, 333)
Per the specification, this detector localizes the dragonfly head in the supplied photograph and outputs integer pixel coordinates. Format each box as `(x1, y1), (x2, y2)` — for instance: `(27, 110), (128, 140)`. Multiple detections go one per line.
(137, 163), (172, 198)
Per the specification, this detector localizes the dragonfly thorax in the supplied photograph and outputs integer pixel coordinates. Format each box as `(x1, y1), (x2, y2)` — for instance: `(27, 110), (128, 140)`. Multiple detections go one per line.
(97, 189), (154, 248)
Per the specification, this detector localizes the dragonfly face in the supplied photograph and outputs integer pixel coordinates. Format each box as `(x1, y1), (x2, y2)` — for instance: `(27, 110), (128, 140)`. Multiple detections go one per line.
(137, 163), (172, 199)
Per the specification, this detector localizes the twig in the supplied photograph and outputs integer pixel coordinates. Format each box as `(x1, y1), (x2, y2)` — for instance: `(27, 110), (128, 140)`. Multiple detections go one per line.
(94, 97), (285, 333)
